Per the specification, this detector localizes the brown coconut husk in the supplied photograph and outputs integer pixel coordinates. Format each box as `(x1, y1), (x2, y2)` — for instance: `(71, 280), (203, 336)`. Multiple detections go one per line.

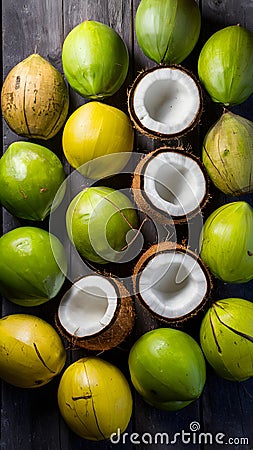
(55, 276), (135, 352)
(127, 65), (203, 140)
(1, 54), (69, 140)
(132, 241), (212, 324)
(132, 147), (209, 225)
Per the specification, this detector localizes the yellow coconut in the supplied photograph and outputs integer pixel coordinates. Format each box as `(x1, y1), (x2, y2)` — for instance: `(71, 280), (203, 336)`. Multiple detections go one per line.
(0, 314), (66, 388)
(1, 54), (69, 139)
(62, 101), (134, 179)
(58, 357), (133, 440)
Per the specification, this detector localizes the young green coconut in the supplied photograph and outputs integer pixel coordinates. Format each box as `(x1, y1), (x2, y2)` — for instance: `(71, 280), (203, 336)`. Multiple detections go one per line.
(133, 242), (212, 324)
(132, 147), (208, 224)
(56, 275), (135, 351)
(128, 66), (203, 140)
(198, 25), (253, 105)
(62, 20), (129, 99)
(200, 201), (253, 283)
(129, 328), (206, 411)
(203, 111), (253, 195)
(135, 0), (201, 65)
(0, 141), (66, 220)
(66, 186), (139, 264)
(200, 298), (253, 381)
(0, 227), (67, 306)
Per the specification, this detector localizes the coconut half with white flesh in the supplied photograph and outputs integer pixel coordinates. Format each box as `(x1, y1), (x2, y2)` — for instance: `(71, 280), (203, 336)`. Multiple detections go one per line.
(128, 66), (203, 139)
(56, 275), (135, 351)
(132, 147), (208, 224)
(133, 242), (211, 324)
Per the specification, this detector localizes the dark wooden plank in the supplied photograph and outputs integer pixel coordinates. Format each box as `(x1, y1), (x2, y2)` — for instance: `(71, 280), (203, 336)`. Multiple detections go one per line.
(200, 1), (253, 449)
(202, 371), (253, 449)
(200, 0), (253, 33)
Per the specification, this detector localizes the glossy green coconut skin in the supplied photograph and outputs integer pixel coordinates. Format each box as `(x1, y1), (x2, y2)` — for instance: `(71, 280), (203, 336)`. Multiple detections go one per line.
(66, 187), (138, 264)
(0, 141), (66, 221)
(62, 20), (129, 99)
(200, 202), (253, 283)
(198, 25), (253, 105)
(200, 298), (253, 381)
(202, 111), (253, 195)
(128, 328), (206, 411)
(0, 227), (67, 306)
(135, 0), (201, 64)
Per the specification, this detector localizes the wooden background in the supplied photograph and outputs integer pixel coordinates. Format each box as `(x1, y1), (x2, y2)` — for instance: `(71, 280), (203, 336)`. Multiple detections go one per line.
(1, 0), (253, 449)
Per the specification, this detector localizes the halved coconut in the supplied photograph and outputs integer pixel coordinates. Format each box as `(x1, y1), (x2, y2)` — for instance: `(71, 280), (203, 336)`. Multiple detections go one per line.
(133, 242), (212, 324)
(128, 66), (203, 139)
(132, 147), (208, 224)
(56, 275), (135, 351)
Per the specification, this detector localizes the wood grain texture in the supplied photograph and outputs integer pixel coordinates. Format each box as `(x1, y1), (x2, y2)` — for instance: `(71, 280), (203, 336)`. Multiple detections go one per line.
(1, 0), (253, 449)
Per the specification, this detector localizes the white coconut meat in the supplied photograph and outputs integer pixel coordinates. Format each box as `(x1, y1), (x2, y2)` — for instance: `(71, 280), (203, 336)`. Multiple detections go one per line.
(138, 251), (208, 320)
(131, 67), (201, 137)
(58, 276), (118, 338)
(144, 151), (206, 218)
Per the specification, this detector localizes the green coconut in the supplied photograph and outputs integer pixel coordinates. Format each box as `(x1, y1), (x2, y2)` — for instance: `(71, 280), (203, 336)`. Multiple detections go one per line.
(0, 227), (67, 306)
(128, 328), (206, 411)
(66, 187), (138, 264)
(200, 202), (253, 283)
(0, 141), (66, 220)
(200, 298), (253, 381)
(202, 111), (253, 195)
(0, 314), (66, 388)
(135, 0), (201, 64)
(198, 25), (253, 105)
(62, 20), (129, 99)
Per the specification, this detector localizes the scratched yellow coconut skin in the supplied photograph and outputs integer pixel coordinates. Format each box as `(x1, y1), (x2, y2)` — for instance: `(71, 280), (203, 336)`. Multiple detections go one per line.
(57, 357), (133, 441)
(0, 314), (66, 388)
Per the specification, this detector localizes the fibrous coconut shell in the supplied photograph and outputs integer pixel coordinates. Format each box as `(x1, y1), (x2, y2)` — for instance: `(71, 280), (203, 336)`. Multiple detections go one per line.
(133, 241), (212, 324)
(132, 147), (209, 224)
(56, 276), (135, 352)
